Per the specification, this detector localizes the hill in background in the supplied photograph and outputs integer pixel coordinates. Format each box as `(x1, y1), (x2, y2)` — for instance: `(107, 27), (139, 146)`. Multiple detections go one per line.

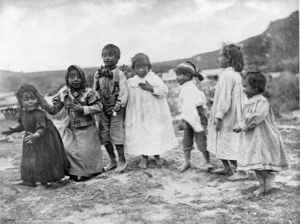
(0, 11), (298, 95)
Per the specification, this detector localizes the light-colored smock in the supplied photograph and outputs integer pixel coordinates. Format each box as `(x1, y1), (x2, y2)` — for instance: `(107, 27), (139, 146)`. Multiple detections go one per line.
(125, 71), (178, 155)
(207, 67), (245, 160)
(237, 94), (289, 171)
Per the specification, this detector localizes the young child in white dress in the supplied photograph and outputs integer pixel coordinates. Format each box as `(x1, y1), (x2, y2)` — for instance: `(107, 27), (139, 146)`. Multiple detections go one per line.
(125, 53), (178, 169)
(176, 61), (214, 172)
(233, 71), (289, 196)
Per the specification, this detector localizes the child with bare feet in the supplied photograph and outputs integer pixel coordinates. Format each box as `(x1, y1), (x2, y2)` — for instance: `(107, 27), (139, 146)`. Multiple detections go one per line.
(176, 61), (214, 172)
(2, 85), (70, 189)
(125, 53), (177, 168)
(233, 71), (289, 196)
(93, 44), (128, 173)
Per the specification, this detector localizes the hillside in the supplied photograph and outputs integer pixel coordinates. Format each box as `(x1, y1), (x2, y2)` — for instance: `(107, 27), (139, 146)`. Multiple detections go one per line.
(152, 11), (299, 73)
(0, 11), (298, 94)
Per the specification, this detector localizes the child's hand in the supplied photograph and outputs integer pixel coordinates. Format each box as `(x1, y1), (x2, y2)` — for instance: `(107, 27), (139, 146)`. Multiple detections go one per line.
(24, 132), (40, 144)
(68, 103), (83, 112)
(233, 125), (242, 133)
(2, 127), (14, 136)
(139, 81), (154, 92)
(214, 118), (221, 132)
(114, 103), (121, 112)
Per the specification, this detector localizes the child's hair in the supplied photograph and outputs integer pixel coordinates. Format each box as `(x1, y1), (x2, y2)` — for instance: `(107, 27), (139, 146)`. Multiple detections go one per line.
(16, 84), (38, 108)
(175, 61), (204, 81)
(65, 65), (87, 89)
(243, 71), (267, 94)
(131, 53), (151, 69)
(102, 44), (121, 63)
(221, 42), (244, 72)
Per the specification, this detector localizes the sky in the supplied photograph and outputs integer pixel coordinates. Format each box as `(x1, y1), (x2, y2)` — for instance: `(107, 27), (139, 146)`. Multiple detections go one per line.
(0, 0), (298, 72)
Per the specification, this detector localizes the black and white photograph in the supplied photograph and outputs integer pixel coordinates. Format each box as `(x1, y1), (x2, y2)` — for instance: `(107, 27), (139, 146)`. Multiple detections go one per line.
(0, 0), (299, 223)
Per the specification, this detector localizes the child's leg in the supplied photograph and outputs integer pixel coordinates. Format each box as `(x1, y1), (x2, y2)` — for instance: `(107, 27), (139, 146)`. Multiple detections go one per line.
(179, 122), (193, 172)
(154, 155), (164, 165)
(104, 143), (118, 171)
(253, 170), (265, 196)
(263, 170), (276, 193)
(228, 160), (248, 181)
(213, 160), (234, 176)
(115, 144), (127, 173)
(139, 155), (148, 169)
(179, 150), (191, 172)
(194, 131), (214, 171)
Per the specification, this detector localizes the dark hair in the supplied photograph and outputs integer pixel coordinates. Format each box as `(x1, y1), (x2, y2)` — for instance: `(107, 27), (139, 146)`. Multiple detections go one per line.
(102, 44), (121, 63)
(16, 84), (39, 109)
(65, 65), (87, 89)
(131, 53), (151, 69)
(222, 43), (244, 72)
(243, 71), (266, 94)
(175, 61), (204, 81)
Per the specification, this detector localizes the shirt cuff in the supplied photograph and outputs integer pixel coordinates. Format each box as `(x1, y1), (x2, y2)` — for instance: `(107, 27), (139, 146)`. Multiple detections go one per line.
(215, 111), (225, 120)
(83, 106), (91, 115)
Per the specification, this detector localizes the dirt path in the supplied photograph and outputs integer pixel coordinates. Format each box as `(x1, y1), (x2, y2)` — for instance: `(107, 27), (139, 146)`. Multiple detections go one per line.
(0, 121), (300, 224)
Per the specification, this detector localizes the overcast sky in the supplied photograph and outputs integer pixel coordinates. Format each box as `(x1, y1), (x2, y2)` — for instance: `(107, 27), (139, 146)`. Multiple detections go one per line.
(0, 0), (298, 72)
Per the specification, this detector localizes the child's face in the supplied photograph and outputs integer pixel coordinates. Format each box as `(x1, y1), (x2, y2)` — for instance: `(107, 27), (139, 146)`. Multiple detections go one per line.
(102, 49), (118, 67)
(242, 78), (258, 99)
(68, 69), (83, 89)
(133, 60), (150, 78)
(176, 73), (190, 85)
(21, 92), (38, 111)
(217, 49), (229, 68)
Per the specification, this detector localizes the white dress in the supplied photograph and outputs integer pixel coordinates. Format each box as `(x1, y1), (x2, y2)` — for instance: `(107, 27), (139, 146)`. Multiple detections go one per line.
(237, 94), (289, 171)
(125, 71), (178, 155)
(207, 67), (245, 160)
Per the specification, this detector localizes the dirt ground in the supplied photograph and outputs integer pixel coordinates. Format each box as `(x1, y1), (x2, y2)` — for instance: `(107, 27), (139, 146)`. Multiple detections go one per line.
(0, 116), (300, 224)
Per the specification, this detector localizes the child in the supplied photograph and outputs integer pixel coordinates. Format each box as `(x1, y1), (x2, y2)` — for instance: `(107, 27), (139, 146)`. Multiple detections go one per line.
(125, 53), (177, 169)
(176, 61), (214, 172)
(233, 71), (289, 195)
(2, 85), (70, 189)
(207, 42), (248, 179)
(93, 44), (128, 173)
(39, 65), (103, 182)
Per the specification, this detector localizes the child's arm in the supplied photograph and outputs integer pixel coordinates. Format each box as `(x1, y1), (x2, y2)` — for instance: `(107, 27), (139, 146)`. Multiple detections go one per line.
(2, 117), (24, 135)
(116, 71), (128, 109)
(24, 129), (45, 144)
(37, 92), (64, 115)
(238, 99), (269, 132)
(82, 90), (103, 115)
(196, 105), (208, 130)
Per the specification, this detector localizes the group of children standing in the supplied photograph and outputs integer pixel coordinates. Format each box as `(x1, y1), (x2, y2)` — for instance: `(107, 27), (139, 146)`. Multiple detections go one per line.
(2, 43), (289, 196)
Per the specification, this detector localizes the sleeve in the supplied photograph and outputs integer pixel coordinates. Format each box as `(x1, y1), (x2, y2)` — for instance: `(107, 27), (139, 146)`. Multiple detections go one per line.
(152, 76), (168, 98)
(239, 99), (269, 131)
(215, 74), (235, 120)
(116, 70), (129, 108)
(82, 90), (103, 115)
(195, 90), (207, 107)
(35, 110), (47, 137)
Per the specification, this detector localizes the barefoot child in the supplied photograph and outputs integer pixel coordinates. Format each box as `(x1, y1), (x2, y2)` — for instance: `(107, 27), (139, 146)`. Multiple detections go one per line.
(233, 71), (289, 195)
(207, 42), (248, 179)
(93, 44), (128, 173)
(2, 85), (70, 189)
(39, 65), (103, 182)
(125, 53), (177, 168)
(176, 61), (213, 172)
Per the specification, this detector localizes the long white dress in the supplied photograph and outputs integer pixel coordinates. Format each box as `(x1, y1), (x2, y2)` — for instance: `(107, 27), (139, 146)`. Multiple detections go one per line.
(207, 67), (245, 160)
(125, 71), (178, 155)
(237, 94), (289, 171)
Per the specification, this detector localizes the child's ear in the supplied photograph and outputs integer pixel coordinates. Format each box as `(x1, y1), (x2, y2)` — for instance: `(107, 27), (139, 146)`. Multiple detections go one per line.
(227, 55), (231, 62)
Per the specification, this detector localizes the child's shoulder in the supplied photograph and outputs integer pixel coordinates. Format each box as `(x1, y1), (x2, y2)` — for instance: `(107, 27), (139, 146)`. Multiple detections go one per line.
(33, 108), (47, 118)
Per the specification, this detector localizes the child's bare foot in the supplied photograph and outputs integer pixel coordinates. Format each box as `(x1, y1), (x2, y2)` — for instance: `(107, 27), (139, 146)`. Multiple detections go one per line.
(228, 171), (248, 181)
(154, 155), (164, 165)
(179, 163), (191, 172)
(253, 187), (265, 196)
(203, 163), (215, 172)
(115, 161), (128, 173)
(36, 183), (49, 190)
(105, 160), (118, 171)
(265, 172), (275, 193)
